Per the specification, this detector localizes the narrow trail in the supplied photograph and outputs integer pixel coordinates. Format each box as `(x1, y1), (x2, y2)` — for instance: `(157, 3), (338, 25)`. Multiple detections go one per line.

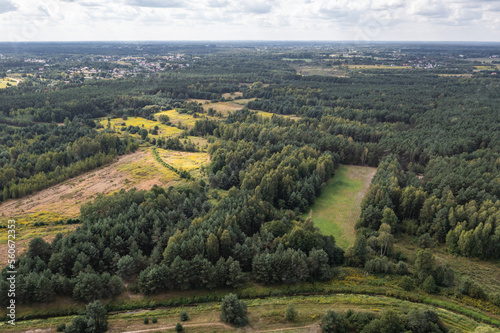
(122, 322), (320, 333)
(122, 322), (233, 333)
(258, 322), (320, 332)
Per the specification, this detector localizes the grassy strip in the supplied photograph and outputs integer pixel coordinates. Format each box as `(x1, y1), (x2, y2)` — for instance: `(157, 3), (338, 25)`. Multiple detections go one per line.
(4, 294), (482, 333)
(152, 147), (191, 179)
(5, 280), (499, 328)
(303, 165), (375, 249)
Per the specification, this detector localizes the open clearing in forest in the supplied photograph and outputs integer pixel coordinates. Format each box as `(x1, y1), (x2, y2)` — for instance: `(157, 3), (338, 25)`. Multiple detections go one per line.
(0, 77), (20, 88)
(153, 109), (217, 128)
(395, 239), (500, 296)
(0, 148), (191, 265)
(156, 148), (210, 178)
(5, 293), (487, 333)
(293, 64), (349, 77)
(304, 165), (376, 249)
(99, 116), (183, 138)
(188, 98), (255, 116)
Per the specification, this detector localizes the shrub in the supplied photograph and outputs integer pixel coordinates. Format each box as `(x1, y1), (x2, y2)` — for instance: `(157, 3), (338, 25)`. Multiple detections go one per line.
(418, 233), (434, 248)
(345, 310), (376, 329)
(321, 310), (348, 333)
(285, 304), (298, 322)
(423, 275), (438, 294)
(489, 293), (500, 307)
(220, 294), (248, 327)
(144, 317), (149, 324)
(434, 265), (455, 287)
(399, 276), (414, 291)
(180, 310), (189, 321)
(64, 300), (107, 333)
(56, 323), (66, 332)
(175, 322), (183, 332)
(396, 261), (409, 275)
(458, 279), (486, 300)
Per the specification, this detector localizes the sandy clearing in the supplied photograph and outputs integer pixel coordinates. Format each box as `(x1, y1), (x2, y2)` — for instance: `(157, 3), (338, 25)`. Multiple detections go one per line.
(0, 150), (155, 219)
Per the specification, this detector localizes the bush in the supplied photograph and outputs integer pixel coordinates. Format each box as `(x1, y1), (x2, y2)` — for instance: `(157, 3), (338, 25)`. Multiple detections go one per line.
(489, 293), (500, 307)
(144, 317), (149, 324)
(56, 323), (66, 332)
(220, 294), (248, 327)
(321, 310), (348, 333)
(345, 309), (376, 329)
(64, 300), (107, 333)
(285, 304), (298, 322)
(152, 317), (158, 324)
(180, 310), (189, 321)
(434, 265), (455, 287)
(399, 276), (414, 291)
(175, 322), (183, 332)
(458, 279), (486, 300)
(423, 275), (438, 294)
(396, 261), (409, 275)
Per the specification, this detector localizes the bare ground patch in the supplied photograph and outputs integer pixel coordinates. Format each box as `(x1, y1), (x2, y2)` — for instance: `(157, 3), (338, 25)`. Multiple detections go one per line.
(0, 149), (181, 265)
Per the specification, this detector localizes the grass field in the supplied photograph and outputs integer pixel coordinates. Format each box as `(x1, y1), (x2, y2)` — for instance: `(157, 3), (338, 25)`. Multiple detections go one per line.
(304, 165), (376, 249)
(293, 65), (349, 77)
(157, 148), (210, 172)
(3, 264), (500, 331)
(0, 77), (20, 89)
(395, 238), (500, 295)
(2, 292), (493, 333)
(99, 117), (183, 138)
(153, 110), (217, 129)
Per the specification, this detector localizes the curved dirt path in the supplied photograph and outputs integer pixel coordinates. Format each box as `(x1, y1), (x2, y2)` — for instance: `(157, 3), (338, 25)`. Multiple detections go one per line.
(122, 322), (233, 333)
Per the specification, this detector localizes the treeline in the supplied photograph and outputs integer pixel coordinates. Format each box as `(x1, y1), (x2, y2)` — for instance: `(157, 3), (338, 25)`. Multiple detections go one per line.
(0, 120), (138, 202)
(243, 73), (499, 166)
(1, 173), (344, 304)
(357, 155), (500, 259)
(320, 308), (448, 333)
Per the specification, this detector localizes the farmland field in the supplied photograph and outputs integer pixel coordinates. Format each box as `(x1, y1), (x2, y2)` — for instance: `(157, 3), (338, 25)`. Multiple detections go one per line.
(304, 165), (376, 249)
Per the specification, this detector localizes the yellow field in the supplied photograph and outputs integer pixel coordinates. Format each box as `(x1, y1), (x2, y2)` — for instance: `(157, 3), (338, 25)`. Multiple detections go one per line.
(0, 77), (20, 89)
(474, 65), (497, 70)
(116, 150), (180, 183)
(222, 91), (243, 99)
(154, 110), (217, 128)
(205, 101), (246, 116)
(99, 117), (183, 137)
(187, 136), (209, 151)
(157, 148), (210, 172)
(255, 110), (274, 118)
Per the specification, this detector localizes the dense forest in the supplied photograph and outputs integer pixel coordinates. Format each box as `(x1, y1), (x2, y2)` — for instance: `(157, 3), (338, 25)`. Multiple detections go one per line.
(1, 42), (499, 325)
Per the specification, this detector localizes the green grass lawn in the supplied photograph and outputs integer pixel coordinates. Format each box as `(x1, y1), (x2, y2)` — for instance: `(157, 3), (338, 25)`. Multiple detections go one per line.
(304, 165), (376, 249)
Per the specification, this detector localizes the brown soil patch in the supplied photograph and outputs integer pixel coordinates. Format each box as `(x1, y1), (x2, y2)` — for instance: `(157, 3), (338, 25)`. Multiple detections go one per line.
(0, 149), (180, 265)
(0, 150), (164, 219)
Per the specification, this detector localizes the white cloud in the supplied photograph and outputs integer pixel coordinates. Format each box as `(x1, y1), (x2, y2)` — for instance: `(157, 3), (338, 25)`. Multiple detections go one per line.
(0, 0), (17, 14)
(0, 0), (499, 41)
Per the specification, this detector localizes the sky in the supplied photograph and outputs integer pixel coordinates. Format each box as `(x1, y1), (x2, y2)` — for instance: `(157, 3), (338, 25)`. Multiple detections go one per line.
(0, 0), (499, 42)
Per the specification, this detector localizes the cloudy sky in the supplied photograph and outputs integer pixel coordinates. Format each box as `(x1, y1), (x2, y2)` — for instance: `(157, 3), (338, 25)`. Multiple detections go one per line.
(0, 0), (499, 42)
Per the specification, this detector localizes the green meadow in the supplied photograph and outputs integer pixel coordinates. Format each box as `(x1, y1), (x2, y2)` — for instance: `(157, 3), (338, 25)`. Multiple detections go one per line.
(304, 165), (376, 249)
